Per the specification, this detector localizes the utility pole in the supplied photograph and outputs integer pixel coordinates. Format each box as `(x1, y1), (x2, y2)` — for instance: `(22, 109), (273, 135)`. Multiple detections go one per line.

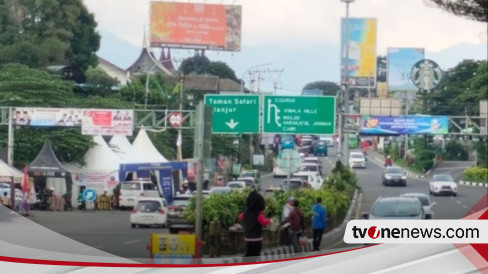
(177, 72), (184, 161)
(267, 68), (284, 95)
(195, 101), (205, 240)
(341, 0), (354, 165)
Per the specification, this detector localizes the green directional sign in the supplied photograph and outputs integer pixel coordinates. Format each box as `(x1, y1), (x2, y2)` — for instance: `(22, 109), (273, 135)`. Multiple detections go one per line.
(263, 95), (336, 134)
(204, 94), (260, 134)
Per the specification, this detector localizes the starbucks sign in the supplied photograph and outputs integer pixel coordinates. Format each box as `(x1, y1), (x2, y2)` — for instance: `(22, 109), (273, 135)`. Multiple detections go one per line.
(410, 59), (443, 92)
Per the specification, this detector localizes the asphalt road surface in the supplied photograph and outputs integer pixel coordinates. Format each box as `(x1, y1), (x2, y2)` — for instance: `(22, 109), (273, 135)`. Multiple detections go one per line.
(28, 146), (486, 261)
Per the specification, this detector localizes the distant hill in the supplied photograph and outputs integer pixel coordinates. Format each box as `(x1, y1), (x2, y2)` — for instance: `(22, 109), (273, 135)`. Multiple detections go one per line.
(97, 29), (487, 92)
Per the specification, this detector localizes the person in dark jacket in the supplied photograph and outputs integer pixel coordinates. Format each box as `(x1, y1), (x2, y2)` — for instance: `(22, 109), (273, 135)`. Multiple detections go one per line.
(312, 197), (327, 251)
(281, 200), (305, 253)
(238, 189), (270, 262)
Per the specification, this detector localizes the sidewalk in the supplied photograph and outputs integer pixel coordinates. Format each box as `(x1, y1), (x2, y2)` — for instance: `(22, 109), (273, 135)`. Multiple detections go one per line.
(367, 149), (426, 179)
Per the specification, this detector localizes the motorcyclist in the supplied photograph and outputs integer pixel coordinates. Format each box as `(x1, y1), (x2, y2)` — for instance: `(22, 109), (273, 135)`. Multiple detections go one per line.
(385, 155), (393, 167)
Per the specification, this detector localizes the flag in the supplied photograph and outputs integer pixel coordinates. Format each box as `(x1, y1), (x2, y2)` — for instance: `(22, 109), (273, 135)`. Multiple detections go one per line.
(22, 165), (28, 194)
(176, 131), (182, 147)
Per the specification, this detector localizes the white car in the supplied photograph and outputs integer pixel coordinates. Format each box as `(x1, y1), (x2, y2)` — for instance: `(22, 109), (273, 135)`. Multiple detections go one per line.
(130, 197), (168, 228)
(299, 162), (322, 175)
(226, 181), (247, 190)
(401, 193), (436, 219)
(429, 174), (458, 196)
(273, 165), (288, 178)
(319, 136), (335, 147)
(292, 171), (323, 189)
(349, 152), (366, 168)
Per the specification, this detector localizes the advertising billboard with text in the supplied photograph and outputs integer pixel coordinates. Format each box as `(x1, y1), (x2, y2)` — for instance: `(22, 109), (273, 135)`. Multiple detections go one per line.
(150, 2), (241, 51)
(387, 48), (425, 92)
(81, 109), (133, 136)
(12, 108), (83, 127)
(361, 115), (448, 135)
(340, 18), (377, 88)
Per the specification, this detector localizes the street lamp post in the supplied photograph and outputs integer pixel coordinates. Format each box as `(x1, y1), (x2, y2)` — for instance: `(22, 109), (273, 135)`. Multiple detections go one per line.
(341, 0), (354, 165)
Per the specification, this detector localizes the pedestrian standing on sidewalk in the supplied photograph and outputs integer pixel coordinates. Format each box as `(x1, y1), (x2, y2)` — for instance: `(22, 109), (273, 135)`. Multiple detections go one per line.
(238, 189), (270, 262)
(312, 197), (327, 251)
(281, 200), (305, 253)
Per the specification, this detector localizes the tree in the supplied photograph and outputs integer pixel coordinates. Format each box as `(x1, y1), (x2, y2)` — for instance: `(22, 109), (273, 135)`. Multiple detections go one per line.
(427, 0), (488, 22)
(303, 81), (340, 96)
(79, 67), (120, 97)
(179, 55), (238, 80)
(0, 0), (100, 71)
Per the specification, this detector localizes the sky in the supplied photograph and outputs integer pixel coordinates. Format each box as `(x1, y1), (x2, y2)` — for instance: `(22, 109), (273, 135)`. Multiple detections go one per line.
(83, 0), (487, 94)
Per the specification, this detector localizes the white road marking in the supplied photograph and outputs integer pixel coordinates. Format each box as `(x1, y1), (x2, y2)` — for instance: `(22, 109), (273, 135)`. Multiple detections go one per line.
(463, 205), (468, 209)
(123, 239), (140, 245)
(456, 200), (461, 204)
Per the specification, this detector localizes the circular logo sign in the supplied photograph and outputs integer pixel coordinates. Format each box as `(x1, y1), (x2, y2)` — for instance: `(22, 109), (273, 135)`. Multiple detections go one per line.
(82, 188), (97, 202)
(277, 149), (302, 174)
(168, 112), (183, 127)
(410, 59), (443, 92)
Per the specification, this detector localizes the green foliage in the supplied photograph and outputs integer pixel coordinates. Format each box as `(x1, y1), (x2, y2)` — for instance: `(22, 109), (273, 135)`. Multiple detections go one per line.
(11, 128), (94, 168)
(474, 141), (488, 168)
(413, 149), (435, 172)
(211, 135), (239, 158)
(0, 0), (100, 71)
(464, 167), (488, 182)
(80, 67), (120, 96)
(118, 73), (173, 108)
(303, 81), (340, 96)
(428, 0), (487, 22)
(443, 141), (469, 160)
(179, 56), (238, 81)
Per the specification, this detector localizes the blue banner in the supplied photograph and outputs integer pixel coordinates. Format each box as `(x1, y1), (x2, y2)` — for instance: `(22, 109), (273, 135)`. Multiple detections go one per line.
(361, 115), (448, 135)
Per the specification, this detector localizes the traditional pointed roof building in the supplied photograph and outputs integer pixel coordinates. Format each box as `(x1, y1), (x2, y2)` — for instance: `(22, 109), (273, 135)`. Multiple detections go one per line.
(126, 28), (172, 77)
(159, 48), (175, 72)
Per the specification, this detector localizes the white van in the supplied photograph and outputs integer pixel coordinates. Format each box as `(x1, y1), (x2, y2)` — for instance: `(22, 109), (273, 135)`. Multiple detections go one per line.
(119, 180), (160, 209)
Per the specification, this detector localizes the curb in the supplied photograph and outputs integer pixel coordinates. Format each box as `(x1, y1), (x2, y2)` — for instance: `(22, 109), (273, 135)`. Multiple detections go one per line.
(459, 181), (488, 188)
(220, 189), (359, 264)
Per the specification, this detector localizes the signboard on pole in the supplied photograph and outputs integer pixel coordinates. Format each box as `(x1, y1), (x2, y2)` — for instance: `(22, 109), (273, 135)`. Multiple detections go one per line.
(150, 2), (242, 52)
(81, 109), (133, 136)
(12, 107), (83, 127)
(340, 18), (377, 88)
(387, 48), (425, 93)
(277, 149), (301, 174)
(263, 96), (335, 134)
(361, 115), (448, 135)
(204, 95), (260, 134)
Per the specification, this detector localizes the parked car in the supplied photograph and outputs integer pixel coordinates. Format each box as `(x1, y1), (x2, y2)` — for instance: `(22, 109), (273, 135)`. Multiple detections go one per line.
(349, 151), (366, 168)
(313, 140), (328, 156)
(130, 197), (168, 228)
(429, 173), (458, 196)
(119, 179), (160, 210)
(382, 166), (407, 186)
(167, 195), (194, 234)
(240, 169), (261, 185)
(401, 193), (436, 219)
(361, 196), (424, 220)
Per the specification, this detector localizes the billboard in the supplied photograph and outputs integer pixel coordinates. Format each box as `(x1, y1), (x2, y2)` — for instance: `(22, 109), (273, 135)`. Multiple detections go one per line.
(150, 2), (242, 51)
(81, 109), (134, 136)
(387, 48), (425, 92)
(12, 108), (83, 127)
(361, 115), (449, 135)
(340, 18), (377, 88)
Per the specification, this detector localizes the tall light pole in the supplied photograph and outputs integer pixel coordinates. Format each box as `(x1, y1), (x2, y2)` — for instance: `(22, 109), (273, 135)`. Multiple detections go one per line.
(341, 0), (354, 165)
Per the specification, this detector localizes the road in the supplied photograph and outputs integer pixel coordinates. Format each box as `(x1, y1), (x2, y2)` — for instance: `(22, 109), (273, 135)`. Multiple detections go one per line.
(27, 146), (486, 261)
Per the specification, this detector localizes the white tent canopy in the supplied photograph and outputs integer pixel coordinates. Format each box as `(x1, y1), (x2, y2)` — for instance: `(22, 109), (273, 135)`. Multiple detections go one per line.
(132, 128), (168, 163)
(0, 158), (23, 184)
(109, 135), (144, 164)
(65, 135), (121, 205)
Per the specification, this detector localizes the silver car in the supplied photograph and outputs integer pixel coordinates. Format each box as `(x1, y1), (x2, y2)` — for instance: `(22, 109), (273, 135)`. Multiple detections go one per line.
(429, 174), (458, 197)
(401, 193), (436, 219)
(361, 197), (424, 220)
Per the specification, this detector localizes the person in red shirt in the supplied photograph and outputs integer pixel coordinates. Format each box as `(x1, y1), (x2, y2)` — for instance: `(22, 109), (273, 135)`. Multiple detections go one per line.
(238, 189), (270, 262)
(385, 155), (393, 167)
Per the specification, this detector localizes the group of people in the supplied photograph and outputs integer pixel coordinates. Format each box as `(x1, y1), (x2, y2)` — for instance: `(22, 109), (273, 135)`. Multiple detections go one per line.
(238, 189), (327, 262)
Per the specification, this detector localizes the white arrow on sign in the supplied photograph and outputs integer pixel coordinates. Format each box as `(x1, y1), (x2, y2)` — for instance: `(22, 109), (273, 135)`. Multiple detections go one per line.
(225, 119), (239, 129)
